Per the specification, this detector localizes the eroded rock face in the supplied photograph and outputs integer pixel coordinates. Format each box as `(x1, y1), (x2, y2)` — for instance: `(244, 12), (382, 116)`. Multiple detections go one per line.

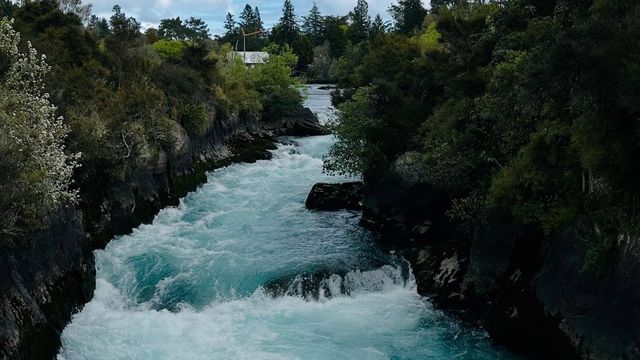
(535, 224), (640, 359)
(362, 173), (640, 359)
(0, 209), (95, 360)
(272, 108), (330, 137)
(305, 182), (364, 211)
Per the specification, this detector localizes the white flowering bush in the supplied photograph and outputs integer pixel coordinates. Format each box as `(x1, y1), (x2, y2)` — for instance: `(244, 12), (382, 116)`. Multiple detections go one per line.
(0, 18), (80, 240)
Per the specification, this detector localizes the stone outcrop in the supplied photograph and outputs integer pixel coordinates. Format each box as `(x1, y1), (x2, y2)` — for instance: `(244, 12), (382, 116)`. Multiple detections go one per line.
(360, 172), (640, 359)
(271, 107), (330, 137)
(0, 107), (323, 359)
(305, 182), (364, 211)
(0, 209), (94, 360)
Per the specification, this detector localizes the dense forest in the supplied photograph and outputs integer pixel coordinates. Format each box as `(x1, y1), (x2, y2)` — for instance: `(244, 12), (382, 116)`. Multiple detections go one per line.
(0, 0), (303, 244)
(322, 0), (640, 272)
(1, 0), (638, 264)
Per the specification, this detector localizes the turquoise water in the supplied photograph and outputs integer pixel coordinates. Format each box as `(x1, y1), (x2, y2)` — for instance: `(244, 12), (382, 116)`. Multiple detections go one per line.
(58, 86), (517, 360)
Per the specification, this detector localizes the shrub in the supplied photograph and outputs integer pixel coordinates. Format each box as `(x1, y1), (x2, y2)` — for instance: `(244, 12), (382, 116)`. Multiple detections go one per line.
(0, 19), (79, 240)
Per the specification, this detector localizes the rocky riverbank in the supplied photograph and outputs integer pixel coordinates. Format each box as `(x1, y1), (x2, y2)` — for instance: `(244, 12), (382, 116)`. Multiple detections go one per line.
(306, 175), (640, 359)
(0, 107), (325, 360)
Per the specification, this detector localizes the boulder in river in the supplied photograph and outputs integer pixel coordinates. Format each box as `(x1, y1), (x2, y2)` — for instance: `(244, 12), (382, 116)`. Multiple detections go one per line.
(305, 182), (364, 211)
(277, 108), (330, 136)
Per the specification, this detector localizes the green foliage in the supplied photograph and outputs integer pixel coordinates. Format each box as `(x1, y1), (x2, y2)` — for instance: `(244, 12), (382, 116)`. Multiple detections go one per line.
(0, 19), (79, 240)
(302, 2), (325, 45)
(324, 86), (382, 176)
(153, 39), (185, 59)
(420, 20), (442, 53)
(219, 59), (262, 116)
(327, 0), (640, 243)
(389, 0), (427, 34)
(158, 16), (209, 42)
(179, 102), (211, 137)
(324, 16), (349, 58)
(0, 0), (305, 241)
(271, 0), (299, 45)
(369, 14), (388, 39)
(250, 44), (302, 117)
(347, 0), (371, 45)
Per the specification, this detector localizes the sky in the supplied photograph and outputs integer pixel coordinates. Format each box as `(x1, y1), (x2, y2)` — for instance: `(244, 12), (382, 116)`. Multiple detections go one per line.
(86, 0), (399, 36)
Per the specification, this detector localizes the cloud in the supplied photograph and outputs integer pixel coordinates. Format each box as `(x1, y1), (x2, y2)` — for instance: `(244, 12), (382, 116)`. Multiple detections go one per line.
(86, 0), (398, 35)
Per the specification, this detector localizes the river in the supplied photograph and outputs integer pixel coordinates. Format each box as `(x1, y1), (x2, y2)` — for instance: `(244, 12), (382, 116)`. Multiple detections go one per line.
(58, 85), (518, 360)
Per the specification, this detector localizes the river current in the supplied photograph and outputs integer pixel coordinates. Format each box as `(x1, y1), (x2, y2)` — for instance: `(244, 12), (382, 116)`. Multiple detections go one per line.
(58, 85), (518, 360)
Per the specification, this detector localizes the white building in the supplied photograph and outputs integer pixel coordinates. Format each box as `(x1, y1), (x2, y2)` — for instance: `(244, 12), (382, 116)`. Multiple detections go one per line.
(228, 51), (269, 67)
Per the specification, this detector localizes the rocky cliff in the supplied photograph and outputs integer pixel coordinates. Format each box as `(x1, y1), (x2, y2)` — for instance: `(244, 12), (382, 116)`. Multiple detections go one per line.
(0, 107), (325, 360)
(359, 173), (640, 359)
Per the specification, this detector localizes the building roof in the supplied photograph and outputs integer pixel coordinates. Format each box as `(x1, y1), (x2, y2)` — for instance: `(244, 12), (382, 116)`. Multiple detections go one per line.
(229, 51), (269, 65)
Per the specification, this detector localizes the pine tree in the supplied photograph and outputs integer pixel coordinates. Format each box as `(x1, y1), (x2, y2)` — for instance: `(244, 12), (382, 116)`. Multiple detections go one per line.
(324, 16), (348, 58)
(87, 15), (110, 39)
(348, 0), (371, 44)
(185, 17), (209, 41)
(302, 2), (324, 45)
(369, 14), (387, 38)
(239, 4), (256, 32)
(271, 0), (299, 45)
(280, 0), (298, 32)
(253, 7), (264, 33)
(389, 0), (427, 34)
(239, 5), (265, 50)
(224, 12), (236, 35)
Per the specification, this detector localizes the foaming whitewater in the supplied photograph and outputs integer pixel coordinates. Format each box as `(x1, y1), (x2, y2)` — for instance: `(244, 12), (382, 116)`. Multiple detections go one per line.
(59, 85), (518, 360)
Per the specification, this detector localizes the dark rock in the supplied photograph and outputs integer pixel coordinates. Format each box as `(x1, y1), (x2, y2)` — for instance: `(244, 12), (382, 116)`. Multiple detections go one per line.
(305, 182), (364, 211)
(535, 224), (640, 359)
(275, 107), (330, 136)
(0, 209), (94, 360)
(361, 169), (640, 359)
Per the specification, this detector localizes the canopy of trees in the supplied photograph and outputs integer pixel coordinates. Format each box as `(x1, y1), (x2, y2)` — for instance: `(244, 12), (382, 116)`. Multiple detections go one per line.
(0, 0), (302, 243)
(326, 0), (640, 268)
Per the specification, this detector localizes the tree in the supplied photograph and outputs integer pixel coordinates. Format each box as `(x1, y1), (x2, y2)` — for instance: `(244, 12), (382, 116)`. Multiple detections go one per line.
(324, 86), (381, 176)
(348, 0), (371, 45)
(159, 17), (186, 40)
(324, 16), (348, 58)
(87, 15), (110, 39)
(109, 5), (141, 45)
(106, 5), (143, 83)
(0, 19), (79, 240)
(253, 7), (264, 33)
(280, 0), (298, 31)
(309, 42), (333, 81)
(58, 0), (92, 22)
(302, 2), (324, 45)
(389, 0), (427, 34)
(0, 0), (15, 17)
(224, 12), (236, 35)
(145, 27), (160, 44)
(158, 16), (209, 42)
(239, 4), (256, 32)
(369, 14), (387, 38)
(185, 17), (209, 41)
(271, 0), (299, 45)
